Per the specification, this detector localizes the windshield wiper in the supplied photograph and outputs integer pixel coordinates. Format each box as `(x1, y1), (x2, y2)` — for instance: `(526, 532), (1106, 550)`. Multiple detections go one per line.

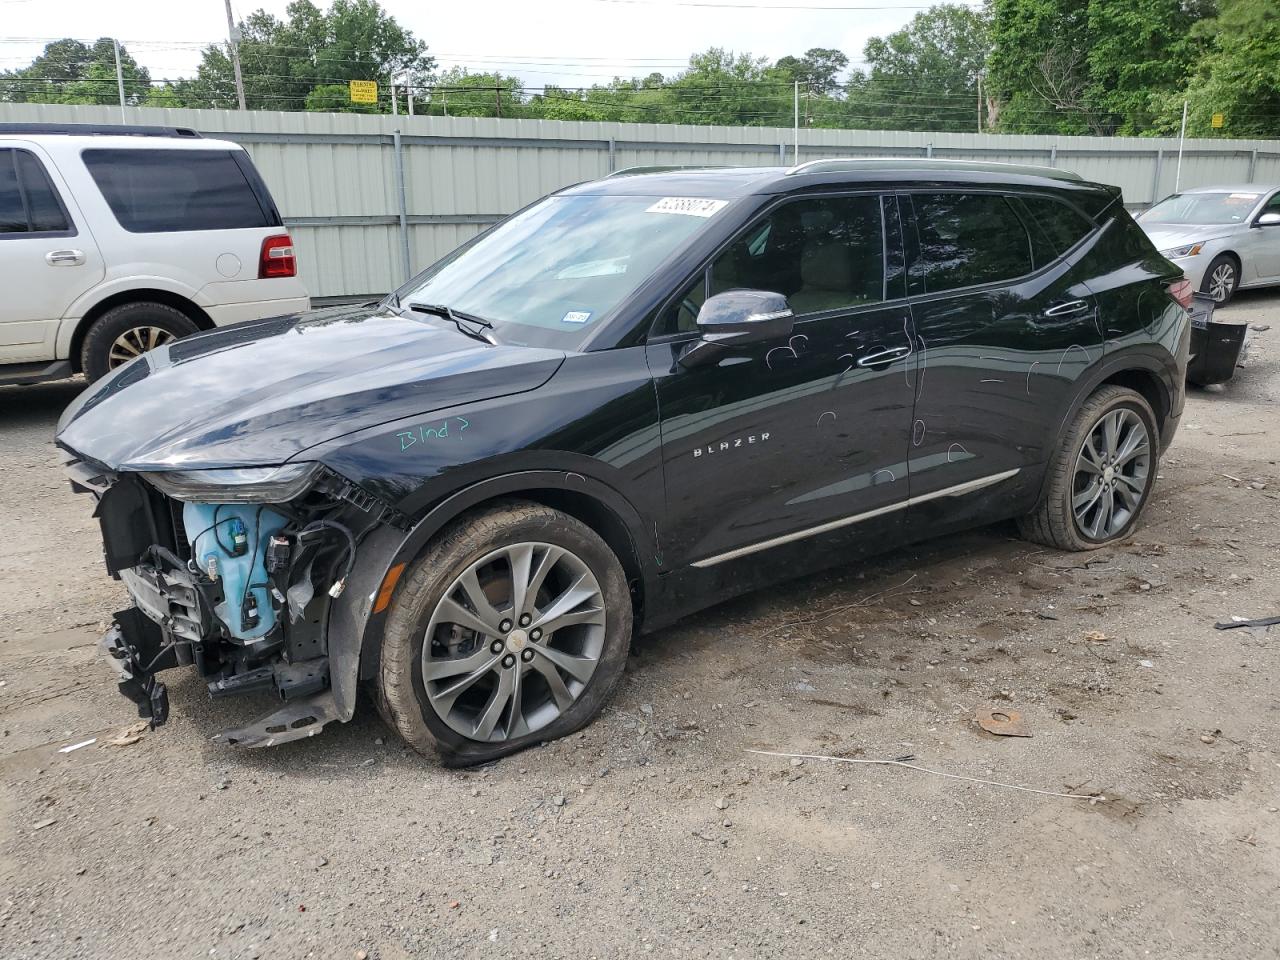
(407, 303), (497, 344)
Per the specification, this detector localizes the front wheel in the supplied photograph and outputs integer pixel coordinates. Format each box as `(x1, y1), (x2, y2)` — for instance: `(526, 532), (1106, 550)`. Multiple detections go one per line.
(376, 500), (632, 766)
(1018, 386), (1158, 551)
(1202, 254), (1239, 304)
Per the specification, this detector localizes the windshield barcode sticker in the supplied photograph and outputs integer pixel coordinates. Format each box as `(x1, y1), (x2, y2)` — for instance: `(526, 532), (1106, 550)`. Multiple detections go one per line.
(561, 311), (592, 324)
(646, 197), (730, 218)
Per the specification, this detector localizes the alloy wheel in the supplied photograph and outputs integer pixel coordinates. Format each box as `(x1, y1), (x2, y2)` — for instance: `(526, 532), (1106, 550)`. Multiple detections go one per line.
(422, 542), (607, 742)
(1071, 408), (1151, 540)
(1207, 262), (1235, 303)
(108, 325), (176, 368)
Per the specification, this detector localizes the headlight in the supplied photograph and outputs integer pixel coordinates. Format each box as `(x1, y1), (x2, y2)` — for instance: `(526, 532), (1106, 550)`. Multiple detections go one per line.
(1160, 243), (1204, 258)
(143, 463), (321, 503)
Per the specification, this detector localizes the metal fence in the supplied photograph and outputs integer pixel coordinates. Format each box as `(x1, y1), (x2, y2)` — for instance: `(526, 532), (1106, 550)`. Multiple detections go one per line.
(5, 101), (1280, 299)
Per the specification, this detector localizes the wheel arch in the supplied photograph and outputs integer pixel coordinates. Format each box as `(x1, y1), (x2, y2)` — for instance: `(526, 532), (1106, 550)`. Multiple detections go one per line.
(1036, 354), (1175, 507)
(324, 471), (658, 725)
(68, 289), (214, 373)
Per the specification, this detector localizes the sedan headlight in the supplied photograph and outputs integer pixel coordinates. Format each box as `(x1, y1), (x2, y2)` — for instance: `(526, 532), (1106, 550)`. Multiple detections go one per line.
(143, 462), (321, 503)
(1160, 243), (1204, 258)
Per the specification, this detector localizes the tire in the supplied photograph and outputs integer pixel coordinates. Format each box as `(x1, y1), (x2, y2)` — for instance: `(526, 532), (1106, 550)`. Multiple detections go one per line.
(80, 301), (199, 382)
(1018, 386), (1159, 551)
(1201, 253), (1239, 304)
(377, 500), (632, 766)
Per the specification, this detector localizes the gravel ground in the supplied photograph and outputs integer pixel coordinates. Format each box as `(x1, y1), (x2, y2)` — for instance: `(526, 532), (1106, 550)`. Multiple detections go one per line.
(2, 292), (1278, 960)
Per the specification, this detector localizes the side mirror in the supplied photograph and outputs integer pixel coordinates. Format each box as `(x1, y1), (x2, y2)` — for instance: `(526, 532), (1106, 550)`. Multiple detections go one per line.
(1256, 212), (1280, 227)
(678, 290), (794, 368)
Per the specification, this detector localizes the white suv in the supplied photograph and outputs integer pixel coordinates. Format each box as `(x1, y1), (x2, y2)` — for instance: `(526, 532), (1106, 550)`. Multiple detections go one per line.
(0, 123), (310, 384)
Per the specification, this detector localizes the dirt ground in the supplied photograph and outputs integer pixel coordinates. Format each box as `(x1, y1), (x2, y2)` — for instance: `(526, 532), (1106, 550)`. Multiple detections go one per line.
(1, 293), (1278, 960)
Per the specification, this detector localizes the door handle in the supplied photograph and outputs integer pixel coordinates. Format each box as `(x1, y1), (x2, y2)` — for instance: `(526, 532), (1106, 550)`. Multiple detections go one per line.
(856, 345), (912, 368)
(1042, 299), (1090, 318)
(46, 249), (85, 266)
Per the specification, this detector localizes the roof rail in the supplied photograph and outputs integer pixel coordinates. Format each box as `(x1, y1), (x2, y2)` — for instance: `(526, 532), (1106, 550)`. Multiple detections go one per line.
(0, 123), (202, 139)
(605, 164), (730, 178)
(786, 156), (1082, 181)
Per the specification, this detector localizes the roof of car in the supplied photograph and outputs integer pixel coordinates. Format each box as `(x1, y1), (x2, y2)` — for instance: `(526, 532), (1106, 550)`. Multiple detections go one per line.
(568, 157), (1098, 199)
(1179, 184), (1279, 195)
(0, 123), (241, 151)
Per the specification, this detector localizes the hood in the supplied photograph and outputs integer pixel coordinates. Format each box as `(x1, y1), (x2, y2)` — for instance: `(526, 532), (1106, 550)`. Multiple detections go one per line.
(56, 304), (566, 470)
(1140, 223), (1236, 251)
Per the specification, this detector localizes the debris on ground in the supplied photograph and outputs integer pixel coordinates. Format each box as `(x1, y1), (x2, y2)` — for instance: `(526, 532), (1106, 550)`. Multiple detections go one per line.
(32, 819), (57, 831)
(1084, 630), (1109, 643)
(974, 707), (1033, 737)
(57, 738), (96, 753)
(1214, 614), (1280, 631)
(106, 720), (150, 747)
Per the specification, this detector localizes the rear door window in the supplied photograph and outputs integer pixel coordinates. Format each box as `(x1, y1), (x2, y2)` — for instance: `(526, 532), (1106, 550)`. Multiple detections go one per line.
(82, 148), (272, 233)
(1016, 195), (1096, 265)
(0, 148), (73, 235)
(908, 192), (1034, 294)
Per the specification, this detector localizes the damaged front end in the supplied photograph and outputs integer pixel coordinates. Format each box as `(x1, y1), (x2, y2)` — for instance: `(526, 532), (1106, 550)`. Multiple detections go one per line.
(64, 453), (403, 746)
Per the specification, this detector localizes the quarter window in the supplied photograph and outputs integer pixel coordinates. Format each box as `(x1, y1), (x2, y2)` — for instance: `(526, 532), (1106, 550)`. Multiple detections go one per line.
(82, 148), (273, 233)
(909, 193), (1034, 294)
(1016, 195), (1096, 265)
(0, 148), (72, 235)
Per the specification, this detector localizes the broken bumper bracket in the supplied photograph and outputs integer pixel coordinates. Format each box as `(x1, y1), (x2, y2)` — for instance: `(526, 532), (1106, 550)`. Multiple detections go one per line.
(212, 690), (340, 748)
(100, 623), (170, 727)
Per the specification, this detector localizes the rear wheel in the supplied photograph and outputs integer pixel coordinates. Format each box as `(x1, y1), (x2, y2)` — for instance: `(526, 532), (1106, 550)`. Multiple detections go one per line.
(80, 301), (199, 382)
(377, 500), (632, 766)
(1202, 254), (1239, 304)
(1018, 386), (1158, 551)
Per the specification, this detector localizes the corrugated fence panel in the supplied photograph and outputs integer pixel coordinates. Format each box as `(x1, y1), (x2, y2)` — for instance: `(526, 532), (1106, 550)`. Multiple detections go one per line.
(4, 101), (1280, 297)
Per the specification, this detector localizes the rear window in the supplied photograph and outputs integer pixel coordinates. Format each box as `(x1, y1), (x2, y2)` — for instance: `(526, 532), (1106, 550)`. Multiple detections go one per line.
(908, 192), (1034, 294)
(0, 148), (72, 235)
(1016, 195), (1096, 265)
(82, 148), (272, 233)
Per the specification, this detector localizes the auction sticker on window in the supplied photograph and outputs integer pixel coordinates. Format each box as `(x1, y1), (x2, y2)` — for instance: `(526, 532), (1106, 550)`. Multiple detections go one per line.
(646, 197), (730, 217)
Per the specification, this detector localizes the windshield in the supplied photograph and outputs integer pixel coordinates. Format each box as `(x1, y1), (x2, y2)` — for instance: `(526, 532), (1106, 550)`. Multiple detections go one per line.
(396, 193), (728, 348)
(1142, 191), (1261, 225)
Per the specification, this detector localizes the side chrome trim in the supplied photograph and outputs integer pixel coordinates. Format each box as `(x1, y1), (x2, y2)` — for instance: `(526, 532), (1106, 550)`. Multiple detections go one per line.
(689, 468), (1021, 568)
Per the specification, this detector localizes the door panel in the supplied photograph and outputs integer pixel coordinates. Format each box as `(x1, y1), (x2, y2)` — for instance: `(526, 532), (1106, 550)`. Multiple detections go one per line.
(1246, 191), (1280, 281)
(901, 191), (1103, 512)
(649, 193), (917, 569)
(0, 143), (103, 362)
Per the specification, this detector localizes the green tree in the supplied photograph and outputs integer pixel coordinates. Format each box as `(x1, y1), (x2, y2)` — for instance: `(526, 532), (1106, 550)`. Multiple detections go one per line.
(0, 38), (151, 105)
(774, 48), (850, 95)
(987, 0), (1213, 135)
(1160, 0), (1280, 137)
(423, 69), (524, 118)
(843, 4), (991, 132)
(180, 0), (433, 111)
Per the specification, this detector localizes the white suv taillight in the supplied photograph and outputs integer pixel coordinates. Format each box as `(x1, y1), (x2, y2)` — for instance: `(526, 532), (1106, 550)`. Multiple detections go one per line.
(1167, 277), (1194, 309)
(258, 234), (296, 279)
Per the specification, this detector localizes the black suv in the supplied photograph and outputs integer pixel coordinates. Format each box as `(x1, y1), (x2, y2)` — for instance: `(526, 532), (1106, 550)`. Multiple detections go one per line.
(57, 159), (1189, 765)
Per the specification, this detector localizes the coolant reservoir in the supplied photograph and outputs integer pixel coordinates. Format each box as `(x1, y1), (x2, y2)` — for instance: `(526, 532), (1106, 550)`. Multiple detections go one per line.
(183, 503), (289, 641)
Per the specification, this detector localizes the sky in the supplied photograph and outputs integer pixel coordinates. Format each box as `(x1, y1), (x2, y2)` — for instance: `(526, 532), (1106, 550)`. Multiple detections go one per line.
(0, 0), (965, 91)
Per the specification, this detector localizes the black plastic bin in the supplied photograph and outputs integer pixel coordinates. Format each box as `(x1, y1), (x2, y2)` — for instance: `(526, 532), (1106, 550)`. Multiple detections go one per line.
(1187, 292), (1249, 386)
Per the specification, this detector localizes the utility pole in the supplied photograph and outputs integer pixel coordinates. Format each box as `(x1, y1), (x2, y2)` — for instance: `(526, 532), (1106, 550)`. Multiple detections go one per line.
(391, 79), (398, 116)
(977, 73), (982, 133)
(1174, 99), (1188, 193)
(406, 74), (414, 116)
(793, 80), (799, 165)
(223, 0), (247, 110)
(112, 38), (127, 123)
(496, 84), (502, 118)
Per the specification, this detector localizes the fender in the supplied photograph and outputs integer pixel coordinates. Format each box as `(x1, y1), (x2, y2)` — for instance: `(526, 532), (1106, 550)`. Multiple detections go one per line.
(56, 274), (209, 358)
(324, 469), (659, 723)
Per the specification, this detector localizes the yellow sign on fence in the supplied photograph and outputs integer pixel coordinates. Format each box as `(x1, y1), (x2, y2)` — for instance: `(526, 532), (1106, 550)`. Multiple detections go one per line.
(1211, 112), (1225, 129)
(350, 80), (378, 104)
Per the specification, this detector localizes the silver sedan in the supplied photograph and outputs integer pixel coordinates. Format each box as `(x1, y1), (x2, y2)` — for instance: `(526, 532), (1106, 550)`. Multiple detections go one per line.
(1137, 185), (1280, 303)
